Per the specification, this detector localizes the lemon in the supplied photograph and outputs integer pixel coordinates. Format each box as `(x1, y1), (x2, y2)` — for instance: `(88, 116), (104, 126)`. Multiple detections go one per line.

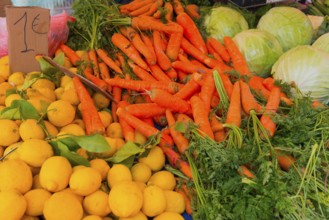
(0, 146), (3, 158)
(35, 87), (56, 102)
(131, 162), (152, 183)
(115, 138), (126, 150)
(21, 215), (39, 220)
(17, 139), (54, 167)
(47, 100), (76, 127)
(0, 159), (33, 193)
(32, 78), (55, 91)
(72, 118), (86, 130)
(90, 158), (110, 180)
(76, 147), (89, 159)
(139, 146), (165, 171)
(92, 137), (117, 159)
(39, 156), (73, 192)
(0, 55), (8, 65)
(19, 119), (46, 141)
(26, 88), (43, 99)
(154, 212), (184, 220)
(24, 188), (52, 216)
(119, 211), (148, 220)
(99, 110), (112, 128)
(5, 93), (22, 107)
(142, 185), (166, 217)
(54, 87), (64, 100)
(60, 187), (84, 204)
(60, 88), (80, 106)
(83, 190), (111, 217)
(69, 167), (102, 196)
(3, 141), (22, 159)
(93, 92), (110, 109)
(27, 97), (50, 114)
(8, 71), (25, 86)
(43, 190), (83, 220)
(106, 122), (123, 138)
(0, 82), (14, 105)
(163, 190), (185, 213)
(0, 76), (5, 83)
(107, 164), (132, 188)
(108, 181), (143, 218)
(0, 190), (27, 220)
(82, 215), (103, 220)
(0, 64), (10, 80)
(147, 171), (176, 190)
(32, 174), (42, 189)
(64, 57), (73, 68)
(60, 75), (73, 88)
(0, 119), (20, 146)
(60, 123), (86, 136)
(44, 120), (59, 137)
(135, 181), (147, 192)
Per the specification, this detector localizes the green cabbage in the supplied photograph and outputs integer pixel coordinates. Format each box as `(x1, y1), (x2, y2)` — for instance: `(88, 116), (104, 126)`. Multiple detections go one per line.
(203, 7), (248, 43)
(233, 29), (283, 77)
(272, 45), (329, 103)
(257, 7), (314, 52)
(312, 33), (329, 53)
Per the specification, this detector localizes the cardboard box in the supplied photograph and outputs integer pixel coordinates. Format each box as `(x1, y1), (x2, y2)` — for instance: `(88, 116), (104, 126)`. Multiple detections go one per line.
(0, 0), (12, 17)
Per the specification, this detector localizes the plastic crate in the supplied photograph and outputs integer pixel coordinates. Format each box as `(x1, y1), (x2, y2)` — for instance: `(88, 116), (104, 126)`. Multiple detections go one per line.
(11, 0), (74, 15)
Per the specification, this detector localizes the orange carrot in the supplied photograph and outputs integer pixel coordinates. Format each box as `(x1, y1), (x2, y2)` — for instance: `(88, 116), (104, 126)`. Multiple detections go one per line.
(164, 1), (174, 21)
(80, 50), (94, 76)
(116, 51), (126, 69)
(162, 146), (192, 178)
(96, 49), (123, 74)
(214, 130), (226, 142)
(148, 88), (190, 113)
(88, 49), (100, 78)
(142, 0), (163, 16)
(248, 76), (271, 100)
(174, 78), (201, 100)
(130, 16), (183, 33)
(117, 101), (135, 142)
(166, 109), (189, 154)
(72, 77), (105, 135)
(260, 87), (281, 137)
(153, 9), (161, 19)
(177, 70), (189, 83)
(223, 36), (250, 75)
(262, 77), (293, 105)
(84, 71), (108, 91)
(142, 117), (155, 127)
(129, 3), (152, 17)
(60, 44), (81, 66)
(207, 37), (230, 62)
(225, 81), (241, 127)
(153, 114), (168, 127)
(166, 32), (183, 61)
(98, 62), (111, 80)
(149, 64), (172, 82)
(209, 114), (224, 133)
(111, 33), (149, 71)
(172, 0), (184, 15)
(176, 12), (207, 54)
(176, 113), (193, 125)
(140, 32), (157, 65)
(126, 0), (155, 12)
(185, 4), (201, 19)
(190, 95), (214, 139)
(111, 76), (122, 123)
(125, 103), (166, 118)
(240, 80), (262, 114)
(128, 61), (156, 82)
(176, 187), (193, 215)
(172, 60), (211, 75)
(238, 165), (255, 178)
(274, 149), (295, 171)
(199, 73), (215, 116)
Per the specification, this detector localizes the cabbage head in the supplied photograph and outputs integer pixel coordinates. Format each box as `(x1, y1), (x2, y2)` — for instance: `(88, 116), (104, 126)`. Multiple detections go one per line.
(233, 29), (283, 77)
(257, 7), (313, 52)
(312, 33), (329, 53)
(272, 45), (329, 103)
(203, 7), (248, 43)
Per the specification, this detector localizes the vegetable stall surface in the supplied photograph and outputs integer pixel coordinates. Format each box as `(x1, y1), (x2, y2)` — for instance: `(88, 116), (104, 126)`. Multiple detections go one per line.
(0, 0), (329, 220)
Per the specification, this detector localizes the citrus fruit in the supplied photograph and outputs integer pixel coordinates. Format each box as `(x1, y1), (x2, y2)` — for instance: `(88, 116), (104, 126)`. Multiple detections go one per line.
(98, 110), (112, 128)
(139, 146), (165, 171)
(0, 190), (27, 220)
(107, 164), (132, 188)
(119, 211), (148, 220)
(32, 78), (55, 91)
(32, 174), (42, 189)
(3, 141), (22, 159)
(19, 119), (46, 141)
(92, 92), (110, 109)
(153, 212), (184, 220)
(0, 119), (20, 146)
(44, 120), (59, 137)
(69, 167), (102, 196)
(163, 190), (185, 213)
(24, 188), (52, 216)
(60, 123), (86, 136)
(47, 100), (76, 127)
(0, 82), (14, 105)
(131, 162), (152, 183)
(142, 185), (167, 217)
(0, 64), (10, 80)
(148, 171), (176, 190)
(83, 190), (111, 217)
(106, 122), (123, 138)
(8, 71), (25, 86)
(60, 88), (80, 106)
(90, 158), (110, 180)
(82, 215), (103, 220)
(5, 93), (22, 107)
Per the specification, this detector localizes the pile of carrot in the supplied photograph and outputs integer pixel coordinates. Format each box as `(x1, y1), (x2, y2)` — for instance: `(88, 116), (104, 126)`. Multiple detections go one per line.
(57, 0), (303, 209)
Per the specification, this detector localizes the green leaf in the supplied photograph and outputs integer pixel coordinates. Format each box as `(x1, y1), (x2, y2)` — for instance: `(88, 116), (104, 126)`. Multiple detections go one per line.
(175, 122), (187, 133)
(0, 99), (40, 120)
(56, 142), (90, 167)
(106, 141), (144, 164)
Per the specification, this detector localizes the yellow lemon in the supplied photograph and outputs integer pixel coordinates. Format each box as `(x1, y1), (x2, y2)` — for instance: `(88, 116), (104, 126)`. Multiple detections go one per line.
(0, 190), (27, 220)
(32, 78), (55, 91)
(60, 75), (73, 88)
(106, 122), (123, 138)
(24, 188), (52, 216)
(107, 164), (132, 188)
(43, 191), (83, 220)
(119, 211), (148, 220)
(131, 162), (152, 183)
(94, 137), (117, 158)
(5, 93), (22, 107)
(8, 71), (25, 86)
(3, 141), (22, 159)
(99, 110), (112, 128)
(72, 118), (86, 130)
(0, 64), (10, 80)
(27, 97), (51, 114)
(108, 181), (143, 218)
(148, 171), (176, 190)
(32, 174), (42, 189)
(0, 119), (20, 146)
(25, 88), (43, 99)
(83, 215), (103, 220)
(0, 55), (8, 65)
(36, 87), (56, 102)
(0, 82), (14, 105)
(139, 146), (165, 171)
(17, 139), (54, 167)
(135, 181), (147, 193)
(163, 190), (185, 213)
(60, 123), (86, 136)
(0, 146), (3, 158)
(154, 212), (184, 220)
(60, 187), (84, 204)
(19, 119), (46, 141)
(69, 167), (102, 196)
(54, 87), (64, 100)
(93, 92), (110, 110)
(90, 158), (110, 180)
(0, 159), (33, 193)
(83, 190), (111, 217)
(60, 88), (80, 106)
(115, 138), (126, 150)
(142, 185), (166, 217)
(0, 76), (5, 83)
(44, 120), (59, 137)
(47, 100), (76, 127)
(39, 156), (73, 192)
(63, 57), (73, 68)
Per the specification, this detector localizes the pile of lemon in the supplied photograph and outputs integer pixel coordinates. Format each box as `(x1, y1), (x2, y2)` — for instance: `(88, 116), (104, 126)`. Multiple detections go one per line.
(0, 55), (187, 220)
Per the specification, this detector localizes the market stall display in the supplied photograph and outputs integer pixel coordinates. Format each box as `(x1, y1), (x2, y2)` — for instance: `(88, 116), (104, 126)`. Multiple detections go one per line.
(0, 0), (329, 220)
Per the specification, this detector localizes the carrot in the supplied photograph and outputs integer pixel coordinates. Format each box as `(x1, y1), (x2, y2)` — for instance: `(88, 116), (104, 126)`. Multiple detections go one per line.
(111, 76), (122, 123)
(117, 101), (135, 142)
(214, 130), (226, 142)
(164, 1), (174, 21)
(177, 70), (189, 83)
(153, 114), (168, 127)
(248, 76), (271, 100)
(185, 4), (201, 19)
(312, 100), (327, 108)
(130, 16), (183, 33)
(166, 109), (189, 154)
(128, 61), (156, 82)
(129, 3), (152, 16)
(274, 149), (295, 171)
(199, 73), (215, 116)
(176, 12), (207, 55)
(260, 87), (281, 137)
(116, 107), (174, 147)
(142, 117), (155, 127)
(80, 50), (94, 76)
(116, 52), (126, 69)
(104, 77), (181, 94)
(166, 32), (183, 61)
(96, 49), (123, 74)
(190, 95), (214, 139)
(174, 78), (200, 100)
(111, 33), (149, 71)
(190, 59), (207, 69)
(126, 0), (155, 12)
(238, 165), (255, 178)
(140, 32), (157, 65)
(223, 36), (250, 75)
(142, 0), (163, 16)
(225, 81), (241, 127)
(60, 44), (81, 66)
(149, 64), (172, 82)
(153, 9), (161, 19)
(98, 62), (111, 80)
(262, 77), (293, 105)
(125, 103), (166, 118)
(162, 146), (192, 178)
(72, 77), (105, 135)
(172, 60), (211, 75)
(207, 37), (230, 62)
(209, 114), (224, 133)
(153, 31), (174, 72)
(148, 88), (190, 113)
(176, 187), (193, 215)
(240, 80), (262, 114)
(84, 71), (107, 91)
(88, 49), (100, 78)
(172, 0), (184, 15)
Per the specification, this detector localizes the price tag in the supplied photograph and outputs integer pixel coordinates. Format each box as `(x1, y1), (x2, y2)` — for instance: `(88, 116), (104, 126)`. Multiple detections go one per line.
(5, 6), (50, 73)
